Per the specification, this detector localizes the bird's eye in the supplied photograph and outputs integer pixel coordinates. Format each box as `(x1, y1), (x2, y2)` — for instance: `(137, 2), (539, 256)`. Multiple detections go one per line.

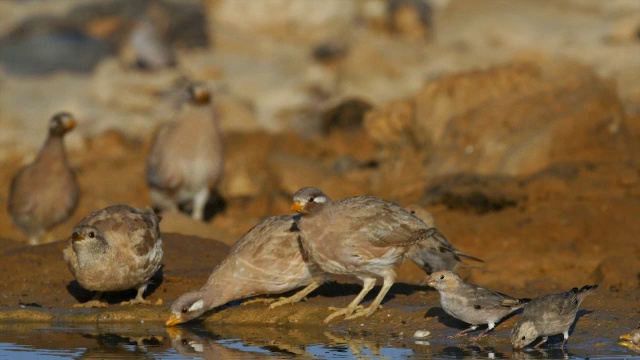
(309, 196), (315, 202)
(88, 231), (95, 238)
(521, 336), (526, 340)
(439, 275), (445, 280)
(181, 308), (189, 313)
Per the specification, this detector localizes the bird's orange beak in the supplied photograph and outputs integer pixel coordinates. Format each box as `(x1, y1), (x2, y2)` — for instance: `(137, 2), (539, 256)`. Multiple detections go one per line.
(619, 333), (636, 342)
(65, 118), (77, 131)
(290, 200), (304, 213)
(71, 231), (83, 242)
(165, 313), (181, 327)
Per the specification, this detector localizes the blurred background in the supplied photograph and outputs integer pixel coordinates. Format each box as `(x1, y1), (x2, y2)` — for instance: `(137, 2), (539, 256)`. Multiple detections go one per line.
(0, 0), (639, 290)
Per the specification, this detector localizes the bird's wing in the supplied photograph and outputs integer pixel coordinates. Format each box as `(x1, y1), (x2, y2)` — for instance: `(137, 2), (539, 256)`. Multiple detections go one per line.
(464, 284), (522, 310)
(146, 123), (183, 191)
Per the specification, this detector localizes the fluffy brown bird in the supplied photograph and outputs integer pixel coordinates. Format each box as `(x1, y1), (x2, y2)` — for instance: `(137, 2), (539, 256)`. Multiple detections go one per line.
(63, 204), (163, 308)
(8, 112), (80, 245)
(405, 205), (483, 273)
(290, 187), (455, 323)
(166, 214), (326, 326)
(426, 270), (529, 339)
(146, 83), (224, 221)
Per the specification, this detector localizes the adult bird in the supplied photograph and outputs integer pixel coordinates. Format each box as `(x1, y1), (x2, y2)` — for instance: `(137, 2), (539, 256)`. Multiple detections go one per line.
(63, 204), (164, 308)
(8, 112), (80, 245)
(146, 83), (224, 221)
(290, 186), (455, 323)
(166, 214), (326, 326)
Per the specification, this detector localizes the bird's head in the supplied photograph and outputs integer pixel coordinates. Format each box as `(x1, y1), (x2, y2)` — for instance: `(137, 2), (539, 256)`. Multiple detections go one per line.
(166, 291), (208, 327)
(290, 187), (331, 215)
(187, 83), (211, 105)
(511, 320), (538, 349)
(49, 112), (76, 136)
(70, 225), (108, 253)
(425, 270), (460, 291)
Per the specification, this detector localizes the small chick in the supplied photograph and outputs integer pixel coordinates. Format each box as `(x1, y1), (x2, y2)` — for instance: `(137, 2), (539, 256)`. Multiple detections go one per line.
(146, 83), (224, 221)
(63, 204), (163, 308)
(511, 284), (598, 349)
(426, 270), (529, 339)
(406, 205), (483, 273)
(619, 326), (640, 353)
(8, 112), (80, 245)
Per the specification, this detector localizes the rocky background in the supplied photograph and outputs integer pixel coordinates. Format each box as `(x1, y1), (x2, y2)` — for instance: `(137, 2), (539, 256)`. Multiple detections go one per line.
(0, 0), (638, 337)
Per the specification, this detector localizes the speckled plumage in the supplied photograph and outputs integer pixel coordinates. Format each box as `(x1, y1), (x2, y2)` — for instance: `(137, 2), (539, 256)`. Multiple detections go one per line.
(290, 187), (454, 323)
(426, 270), (529, 339)
(8, 112), (80, 245)
(166, 214), (326, 326)
(511, 284), (598, 349)
(63, 204), (163, 307)
(146, 84), (224, 221)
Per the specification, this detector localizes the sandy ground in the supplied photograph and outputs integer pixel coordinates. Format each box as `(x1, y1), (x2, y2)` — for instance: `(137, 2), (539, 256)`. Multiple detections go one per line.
(0, 128), (638, 357)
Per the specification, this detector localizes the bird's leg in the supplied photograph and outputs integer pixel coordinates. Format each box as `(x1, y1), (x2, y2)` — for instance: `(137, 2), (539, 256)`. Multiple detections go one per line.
(472, 322), (495, 341)
(191, 187), (210, 221)
(324, 278), (376, 323)
(241, 297), (277, 306)
(448, 325), (478, 338)
(345, 271), (396, 320)
(561, 331), (569, 348)
(74, 291), (108, 308)
(270, 282), (321, 309)
(121, 284), (152, 305)
(533, 336), (549, 349)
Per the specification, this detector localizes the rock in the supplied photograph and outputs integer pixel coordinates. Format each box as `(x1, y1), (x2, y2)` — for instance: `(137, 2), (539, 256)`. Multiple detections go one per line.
(207, 0), (357, 44)
(367, 59), (631, 177)
(321, 98), (372, 134)
(364, 99), (415, 147)
(590, 255), (640, 291)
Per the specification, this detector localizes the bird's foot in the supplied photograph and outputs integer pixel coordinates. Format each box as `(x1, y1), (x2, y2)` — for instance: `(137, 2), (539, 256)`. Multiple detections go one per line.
(121, 297), (153, 306)
(241, 297), (276, 306)
(324, 305), (364, 323)
(344, 304), (383, 320)
(447, 332), (468, 339)
(269, 294), (306, 309)
(73, 300), (108, 308)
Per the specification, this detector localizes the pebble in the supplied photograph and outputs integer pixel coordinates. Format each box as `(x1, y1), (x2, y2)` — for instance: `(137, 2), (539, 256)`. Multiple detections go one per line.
(413, 329), (430, 338)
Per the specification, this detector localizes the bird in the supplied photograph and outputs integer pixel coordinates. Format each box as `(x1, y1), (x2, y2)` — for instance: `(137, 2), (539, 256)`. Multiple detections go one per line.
(405, 205), (483, 274)
(425, 270), (530, 339)
(125, 16), (175, 71)
(619, 325), (640, 353)
(511, 284), (598, 349)
(63, 204), (164, 308)
(8, 112), (80, 245)
(146, 83), (224, 221)
(166, 214), (326, 326)
(290, 186), (456, 323)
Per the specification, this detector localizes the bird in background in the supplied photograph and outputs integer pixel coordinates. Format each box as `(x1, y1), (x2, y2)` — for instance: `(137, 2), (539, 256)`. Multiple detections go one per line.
(63, 204), (163, 308)
(166, 214), (326, 326)
(426, 270), (530, 340)
(511, 284), (598, 349)
(405, 205), (483, 274)
(290, 186), (460, 323)
(146, 83), (224, 221)
(8, 112), (80, 245)
(124, 16), (175, 71)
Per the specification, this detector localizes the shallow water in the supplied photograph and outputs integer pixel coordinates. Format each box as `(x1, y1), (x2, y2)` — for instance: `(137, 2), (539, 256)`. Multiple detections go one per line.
(0, 323), (637, 359)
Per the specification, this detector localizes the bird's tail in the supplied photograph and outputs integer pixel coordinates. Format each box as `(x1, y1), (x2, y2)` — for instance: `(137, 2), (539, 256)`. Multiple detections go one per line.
(574, 284), (598, 300)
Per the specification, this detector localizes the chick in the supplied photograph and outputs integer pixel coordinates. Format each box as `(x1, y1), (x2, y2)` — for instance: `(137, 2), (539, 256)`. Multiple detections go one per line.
(511, 284), (598, 349)
(8, 112), (80, 244)
(63, 204), (164, 308)
(426, 270), (529, 339)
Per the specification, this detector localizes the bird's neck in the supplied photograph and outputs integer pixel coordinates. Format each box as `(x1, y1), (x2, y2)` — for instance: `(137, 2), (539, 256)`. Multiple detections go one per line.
(36, 134), (68, 165)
